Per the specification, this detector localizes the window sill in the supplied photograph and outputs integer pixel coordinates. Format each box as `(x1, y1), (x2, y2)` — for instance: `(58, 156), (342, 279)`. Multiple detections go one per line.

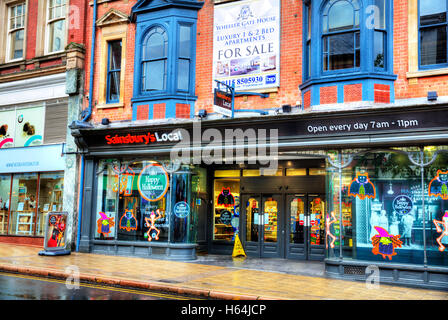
(97, 102), (124, 109)
(407, 68), (448, 79)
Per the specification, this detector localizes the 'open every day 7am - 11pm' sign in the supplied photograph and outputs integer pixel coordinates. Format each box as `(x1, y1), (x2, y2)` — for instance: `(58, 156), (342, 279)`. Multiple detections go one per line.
(137, 163), (169, 202)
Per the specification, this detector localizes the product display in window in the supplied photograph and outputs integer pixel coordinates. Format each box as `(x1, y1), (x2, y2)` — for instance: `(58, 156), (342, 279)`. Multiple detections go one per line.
(309, 197), (325, 246)
(213, 179), (240, 241)
(264, 199), (277, 243)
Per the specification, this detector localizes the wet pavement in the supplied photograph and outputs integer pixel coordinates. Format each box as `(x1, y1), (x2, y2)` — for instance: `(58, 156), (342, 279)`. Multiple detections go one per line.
(190, 254), (325, 277)
(0, 243), (446, 300)
(0, 272), (200, 300)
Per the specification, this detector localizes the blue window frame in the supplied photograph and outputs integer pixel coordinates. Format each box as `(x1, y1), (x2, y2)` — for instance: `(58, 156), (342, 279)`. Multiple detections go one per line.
(142, 26), (168, 92)
(373, 0), (386, 70)
(177, 24), (192, 92)
(322, 0), (361, 72)
(419, 0), (448, 69)
(106, 40), (122, 104)
(304, 2), (312, 80)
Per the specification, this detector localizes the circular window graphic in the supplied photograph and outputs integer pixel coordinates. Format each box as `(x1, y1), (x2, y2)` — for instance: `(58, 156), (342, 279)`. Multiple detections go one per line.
(137, 163), (169, 202)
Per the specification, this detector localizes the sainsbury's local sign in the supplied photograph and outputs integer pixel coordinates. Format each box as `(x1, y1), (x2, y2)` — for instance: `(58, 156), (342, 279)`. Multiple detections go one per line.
(105, 130), (183, 145)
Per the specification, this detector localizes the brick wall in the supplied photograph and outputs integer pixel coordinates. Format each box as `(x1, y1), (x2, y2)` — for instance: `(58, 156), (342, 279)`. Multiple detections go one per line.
(344, 84), (362, 103)
(320, 86), (338, 105)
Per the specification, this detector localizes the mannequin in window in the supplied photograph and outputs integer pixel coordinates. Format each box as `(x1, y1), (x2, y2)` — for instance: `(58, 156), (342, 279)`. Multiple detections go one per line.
(401, 212), (415, 247)
(370, 210), (380, 239)
(378, 210), (389, 232)
(389, 211), (400, 235)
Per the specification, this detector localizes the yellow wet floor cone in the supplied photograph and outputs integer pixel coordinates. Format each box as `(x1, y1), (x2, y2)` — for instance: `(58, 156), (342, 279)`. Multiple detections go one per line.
(232, 233), (246, 258)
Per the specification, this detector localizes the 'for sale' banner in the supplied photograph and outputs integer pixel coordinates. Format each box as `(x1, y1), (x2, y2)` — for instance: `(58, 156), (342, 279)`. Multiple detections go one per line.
(213, 0), (280, 91)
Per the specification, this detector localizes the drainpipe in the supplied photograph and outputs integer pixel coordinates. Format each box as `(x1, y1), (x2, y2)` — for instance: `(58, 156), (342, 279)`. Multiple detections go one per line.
(83, 0), (98, 122)
(76, 0), (98, 251)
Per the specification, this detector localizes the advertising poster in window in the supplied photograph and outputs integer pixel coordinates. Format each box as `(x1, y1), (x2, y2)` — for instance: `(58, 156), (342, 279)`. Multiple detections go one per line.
(0, 110), (15, 149)
(14, 106), (45, 148)
(213, 0), (280, 91)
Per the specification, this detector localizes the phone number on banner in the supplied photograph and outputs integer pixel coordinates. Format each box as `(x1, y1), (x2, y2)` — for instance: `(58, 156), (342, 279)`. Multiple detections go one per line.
(235, 74), (277, 88)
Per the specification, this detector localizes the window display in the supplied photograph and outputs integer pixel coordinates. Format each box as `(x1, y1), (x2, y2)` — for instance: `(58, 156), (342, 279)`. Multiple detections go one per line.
(213, 178), (240, 241)
(37, 172), (64, 236)
(95, 159), (196, 244)
(9, 173), (38, 236)
(326, 149), (448, 267)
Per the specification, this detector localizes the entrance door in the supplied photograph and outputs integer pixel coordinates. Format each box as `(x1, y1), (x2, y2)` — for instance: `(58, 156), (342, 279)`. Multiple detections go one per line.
(241, 194), (283, 258)
(307, 194), (326, 260)
(286, 194), (307, 259)
(286, 194), (326, 260)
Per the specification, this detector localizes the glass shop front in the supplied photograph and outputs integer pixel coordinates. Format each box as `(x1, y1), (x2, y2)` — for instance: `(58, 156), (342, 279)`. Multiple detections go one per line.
(324, 147), (448, 289)
(73, 105), (448, 288)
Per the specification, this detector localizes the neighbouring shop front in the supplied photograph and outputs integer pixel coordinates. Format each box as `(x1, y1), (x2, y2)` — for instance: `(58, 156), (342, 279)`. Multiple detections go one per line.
(0, 144), (66, 245)
(71, 104), (448, 289)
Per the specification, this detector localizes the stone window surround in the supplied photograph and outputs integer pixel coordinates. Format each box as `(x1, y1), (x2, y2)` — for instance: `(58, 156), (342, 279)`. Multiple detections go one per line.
(96, 9), (129, 109)
(407, 0), (448, 79)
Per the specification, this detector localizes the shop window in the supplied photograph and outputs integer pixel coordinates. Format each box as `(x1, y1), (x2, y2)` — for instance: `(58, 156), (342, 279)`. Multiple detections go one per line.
(419, 0), (448, 68)
(322, 0), (361, 72)
(9, 173), (38, 236)
(7, 2), (26, 61)
(37, 172), (64, 236)
(106, 40), (122, 104)
(46, 0), (67, 54)
(213, 179), (240, 241)
(0, 175), (11, 235)
(327, 151), (428, 264)
(95, 160), (195, 244)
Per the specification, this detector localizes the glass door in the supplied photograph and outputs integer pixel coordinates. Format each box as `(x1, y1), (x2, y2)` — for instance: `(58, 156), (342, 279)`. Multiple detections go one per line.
(261, 195), (282, 258)
(308, 194), (326, 260)
(286, 194), (307, 259)
(241, 194), (261, 256)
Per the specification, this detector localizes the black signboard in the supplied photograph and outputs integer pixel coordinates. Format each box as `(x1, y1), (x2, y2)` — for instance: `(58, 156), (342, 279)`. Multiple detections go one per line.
(74, 105), (448, 150)
(213, 89), (233, 117)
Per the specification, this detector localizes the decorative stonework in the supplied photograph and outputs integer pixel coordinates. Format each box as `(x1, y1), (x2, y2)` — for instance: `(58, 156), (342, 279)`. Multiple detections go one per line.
(96, 8), (130, 27)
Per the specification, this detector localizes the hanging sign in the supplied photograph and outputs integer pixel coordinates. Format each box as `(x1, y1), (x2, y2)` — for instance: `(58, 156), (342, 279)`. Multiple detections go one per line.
(429, 170), (448, 200)
(214, 89), (233, 117)
(174, 201), (190, 219)
(371, 226), (402, 260)
(348, 172), (376, 200)
(137, 163), (169, 202)
(392, 195), (413, 215)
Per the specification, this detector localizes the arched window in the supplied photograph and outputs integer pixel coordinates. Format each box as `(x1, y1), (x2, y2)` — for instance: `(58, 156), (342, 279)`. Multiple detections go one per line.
(142, 26), (168, 92)
(322, 0), (361, 71)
